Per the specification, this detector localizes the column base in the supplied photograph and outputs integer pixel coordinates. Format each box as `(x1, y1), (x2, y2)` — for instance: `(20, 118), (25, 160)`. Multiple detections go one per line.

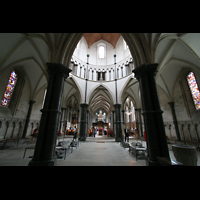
(115, 137), (123, 142)
(145, 158), (161, 166)
(28, 158), (57, 166)
(78, 136), (86, 141)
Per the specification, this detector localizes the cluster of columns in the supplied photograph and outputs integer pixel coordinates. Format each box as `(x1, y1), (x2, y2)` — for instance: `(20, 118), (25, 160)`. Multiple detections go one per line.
(28, 62), (181, 166)
(70, 60), (133, 81)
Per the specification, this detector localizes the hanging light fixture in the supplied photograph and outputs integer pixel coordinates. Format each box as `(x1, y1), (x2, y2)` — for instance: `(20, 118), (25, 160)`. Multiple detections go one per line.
(125, 109), (132, 115)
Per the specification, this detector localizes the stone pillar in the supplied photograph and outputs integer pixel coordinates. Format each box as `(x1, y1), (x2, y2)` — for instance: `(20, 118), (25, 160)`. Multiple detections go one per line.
(79, 103), (88, 141)
(168, 102), (181, 141)
(133, 63), (170, 166)
(59, 107), (64, 132)
(122, 109), (125, 128)
(22, 100), (36, 138)
(77, 109), (80, 138)
(112, 110), (115, 138)
(92, 70), (94, 81)
(114, 104), (123, 142)
(135, 108), (143, 138)
(62, 107), (67, 134)
(28, 63), (71, 166)
(86, 110), (89, 137)
(96, 71), (98, 81)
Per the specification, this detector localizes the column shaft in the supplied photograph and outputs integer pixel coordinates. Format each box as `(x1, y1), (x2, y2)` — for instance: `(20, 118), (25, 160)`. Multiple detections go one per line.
(28, 63), (71, 166)
(114, 104), (123, 142)
(168, 102), (181, 141)
(22, 100), (36, 138)
(133, 63), (169, 166)
(79, 103), (88, 141)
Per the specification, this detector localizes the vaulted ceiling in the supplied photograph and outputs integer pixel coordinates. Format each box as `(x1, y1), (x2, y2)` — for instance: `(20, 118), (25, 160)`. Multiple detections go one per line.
(1, 33), (200, 111)
(84, 33), (121, 48)
(88, 85), (113, 116)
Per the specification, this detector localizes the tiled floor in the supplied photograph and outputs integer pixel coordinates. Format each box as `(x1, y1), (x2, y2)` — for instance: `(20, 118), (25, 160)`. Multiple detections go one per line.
(0, 135), (200, 166)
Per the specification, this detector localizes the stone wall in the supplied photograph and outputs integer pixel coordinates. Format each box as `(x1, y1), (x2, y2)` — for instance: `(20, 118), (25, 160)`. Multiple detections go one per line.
(0, 117), (39, 139)
(164, 120), (200, 141)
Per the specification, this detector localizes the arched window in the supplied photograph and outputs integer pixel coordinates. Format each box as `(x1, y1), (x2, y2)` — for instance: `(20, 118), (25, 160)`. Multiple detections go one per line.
(123, 39), (128, 50)
(1, 71), (18, 107)
(99, 45), (105, 58)
(187, 72), (200, 110)
(42, 89), (47, 109)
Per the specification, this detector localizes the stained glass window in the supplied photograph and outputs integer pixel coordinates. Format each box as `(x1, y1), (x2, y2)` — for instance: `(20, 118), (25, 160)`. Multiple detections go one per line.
(1, 71), (18, 107)
(187, 72), (200, 110)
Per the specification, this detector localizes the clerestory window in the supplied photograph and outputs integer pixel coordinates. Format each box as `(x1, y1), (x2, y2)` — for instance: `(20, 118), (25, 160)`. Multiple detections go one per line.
(98, 45), (105, 58)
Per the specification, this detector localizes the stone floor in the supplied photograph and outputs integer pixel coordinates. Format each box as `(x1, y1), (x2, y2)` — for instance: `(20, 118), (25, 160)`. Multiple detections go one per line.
(0, 135), (200, 166)
(56, 137), (146, 166)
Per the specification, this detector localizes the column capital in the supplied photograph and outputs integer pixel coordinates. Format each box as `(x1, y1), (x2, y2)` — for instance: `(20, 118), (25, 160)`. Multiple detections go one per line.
(168, 102), (175, 107)
(46, 62), (72, 79)
(80, 103), (89, 108)
(132, 63), (158, 80)
(114, 103), (122, 108)
(29, 100), (36, 105)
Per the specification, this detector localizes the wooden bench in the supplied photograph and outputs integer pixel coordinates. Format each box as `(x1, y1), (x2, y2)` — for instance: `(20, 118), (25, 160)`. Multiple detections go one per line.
(0, 138), (21, 150)
(55, 140), (73, 160)
(120, 141), (130, 149)
(0, 139), (7, 150)
(129, 142), (146, 160)
(23, 145), (35, 159)
(69, 140), (79, 148)
(1, 137), (33, 150)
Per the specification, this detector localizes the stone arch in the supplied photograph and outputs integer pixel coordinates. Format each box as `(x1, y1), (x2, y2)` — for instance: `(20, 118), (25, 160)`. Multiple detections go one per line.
(58, 33), (145, 70)
(87, 83), (115, 106)
(173, 67), (200, 119)
(88, 85), (114, 118)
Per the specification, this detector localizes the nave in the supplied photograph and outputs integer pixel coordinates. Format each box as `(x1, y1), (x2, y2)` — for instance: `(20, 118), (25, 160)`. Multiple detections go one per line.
(1, 135), (200, 166)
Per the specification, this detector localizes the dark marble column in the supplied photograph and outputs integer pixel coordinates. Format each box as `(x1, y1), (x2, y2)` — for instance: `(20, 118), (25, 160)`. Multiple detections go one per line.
(122, 109), (125, 128)
(114, 103), (124, 142)
(22, 100), (36, 138)
(112, 110), (115, 138)
(78, 103), (88, 141)
(135, 108), (143, 138)
(168, 102), (181, 141)
(28, 63), (71, 166)
(133, 63), (170, 166)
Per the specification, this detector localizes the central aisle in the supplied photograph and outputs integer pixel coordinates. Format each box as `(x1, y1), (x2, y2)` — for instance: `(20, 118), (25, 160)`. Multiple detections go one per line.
(56, 138), (146, 166)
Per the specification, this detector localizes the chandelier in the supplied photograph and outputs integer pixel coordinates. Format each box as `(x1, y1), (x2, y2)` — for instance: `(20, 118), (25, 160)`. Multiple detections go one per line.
(125, 109), (132, 115)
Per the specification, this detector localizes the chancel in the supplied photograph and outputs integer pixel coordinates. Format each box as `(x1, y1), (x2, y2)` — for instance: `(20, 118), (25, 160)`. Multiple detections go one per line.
(0, 33), (200, 166)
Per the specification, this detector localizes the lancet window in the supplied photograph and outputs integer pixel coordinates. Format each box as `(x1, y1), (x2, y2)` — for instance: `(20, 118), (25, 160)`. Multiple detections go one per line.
(1, 71), (18, 107)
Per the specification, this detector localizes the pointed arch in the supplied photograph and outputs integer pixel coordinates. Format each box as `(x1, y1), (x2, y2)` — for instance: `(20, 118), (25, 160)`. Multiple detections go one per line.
(64, 75), (83, 105)
(88, 84), (114, 117)
(54, 33), (145, 70)
(87, 83), (115, 105)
